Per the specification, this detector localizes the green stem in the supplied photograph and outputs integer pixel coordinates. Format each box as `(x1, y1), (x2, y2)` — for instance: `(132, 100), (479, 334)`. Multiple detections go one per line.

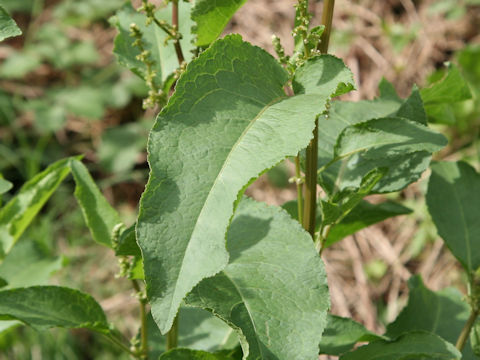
(171, 0), (185, 65)
(166, 314), (179, 350)
(103, 333), (138, 358)
(456, 308), (479, 352)
(132, 280), (148, 359)
(302, 0), (336, 238)
(294, 156), (304, 224)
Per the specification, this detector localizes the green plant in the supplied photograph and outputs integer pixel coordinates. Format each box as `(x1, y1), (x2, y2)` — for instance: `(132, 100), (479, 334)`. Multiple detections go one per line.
(0, 1), (479, 359)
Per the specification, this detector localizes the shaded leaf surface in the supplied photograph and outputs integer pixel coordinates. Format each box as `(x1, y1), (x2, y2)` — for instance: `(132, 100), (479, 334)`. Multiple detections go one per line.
(0, 6), (21, 42)
(160, 348), (235, 360)
(0, 178), (12, 195)
(0, 157), (74, 258)
(137, 36), (352, 333)
(427, 161), (480, 272)
(71, 160), (122, 248)
(0, 239), (63, 289)
(386, 275), (475, 359)
(192, 0), (248, 47)
(320, 314), (384, 355)
(186, 198), (329, 360)
(0, 286), (110, 333)
(340, 331), (461, 360)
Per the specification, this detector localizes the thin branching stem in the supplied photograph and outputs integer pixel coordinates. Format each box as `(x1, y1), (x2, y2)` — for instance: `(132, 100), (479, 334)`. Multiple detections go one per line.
(171, 0), (185, 64)
(295, 156), (304, 224)
(456, 308), (479, 351)
(166, 314), (179, 350)
(132, 280), (148, 359)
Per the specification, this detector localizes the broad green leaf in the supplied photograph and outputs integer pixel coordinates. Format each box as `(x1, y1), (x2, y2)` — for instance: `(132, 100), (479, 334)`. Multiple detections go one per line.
(0, 6), (21, 42)
(0, 239), (63, 289)
(160, 348), (234, 360)
(71, 160), (122, 248)
(334, 118), (446, 160)
(112, 2), (194, 88)
(326, 200), (411, 247)
(386, 275), (476, 359)
(282, 198), (411, 247)
(427, 161), (480, 273)
(115, 224), (141, 257)
(316, 85), (439, 194)
(0, 157), (74, 258)
(137, 36), (352, 333)
(328, 117), (447, 193)
(421, 64), (472, 124)
(340, 331), (461, 360)
(0, 286), (110, 333)
(191, 0), (248, 47)
(0, 178), (12, 195)
(320, 314), (385, 355)
(186, 198), (329, 360)
(147, 307), (238, 359)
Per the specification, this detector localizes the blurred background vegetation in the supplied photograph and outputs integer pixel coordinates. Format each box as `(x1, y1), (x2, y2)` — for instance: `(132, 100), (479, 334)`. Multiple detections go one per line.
(0, 0), (478, 358)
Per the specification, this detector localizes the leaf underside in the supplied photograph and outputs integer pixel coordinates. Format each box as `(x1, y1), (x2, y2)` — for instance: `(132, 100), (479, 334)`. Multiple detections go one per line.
(0, 6), (22, 42)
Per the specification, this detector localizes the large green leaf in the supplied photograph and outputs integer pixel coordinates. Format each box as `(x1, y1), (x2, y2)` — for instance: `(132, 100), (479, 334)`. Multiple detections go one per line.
(147, 307), (237, 359)
(315, 85), (443, 194)
(325, 200), (411, 247)
(0, 286), (110, 333)
(112, 2), (194, 88)
(386, 275), (476, 359)
(320, 314), (385, 355)
(0, 157), (74, 258)
(0, 6), (21, 42)
(186, 198), (329, 360)
(339, 331), (461, 360)
(71, 160), (122, 248)
(137, 35), (352, 333)
(421, 64), (472, 124)
(427, 161), (480, 273)
(191, 0), (248, 47)
(0, 178), (12, 195)
(0, 239), (63, 289)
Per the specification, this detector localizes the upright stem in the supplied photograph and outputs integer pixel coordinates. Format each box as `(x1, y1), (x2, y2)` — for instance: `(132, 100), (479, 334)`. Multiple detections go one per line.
(166, 315), (179, 350)
(302, 0), (336, 238)
(171, 0), (185, 64)
(132, 280), (148, 359)
(456, 308), (479, 351)
(295, 156), (304, 224)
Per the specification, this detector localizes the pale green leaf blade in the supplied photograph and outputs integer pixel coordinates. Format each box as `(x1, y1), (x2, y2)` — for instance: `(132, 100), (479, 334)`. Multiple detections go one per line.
(0, 286), (110, 333)
(339, 331), (461, 360)
(386, 275), (475, 359)
(0, 6), (21, 42)
(115, 224), (141, 257)
(160, 348), (234, 360)
(137, 36), (351, 333)
(186, 198), (329, 360)
(191, 0), (248, 47)
(71, 159), (122, 248)
(0, 178), (12, 195)
(325, 200), (411, 247)
(334, 118), (447, 160)
(426, 161), (480, 273)
(0, 157), (74, 258)
(112, 2), (194, 86)
(293, 54), (355, 97)
(147, 307), (237, 358)
(0, 240), (63, 289)
(320, 314), (385, 355)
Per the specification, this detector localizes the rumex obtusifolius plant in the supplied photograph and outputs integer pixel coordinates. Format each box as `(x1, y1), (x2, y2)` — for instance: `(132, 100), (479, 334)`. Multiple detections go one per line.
(0, 0), (478, 359)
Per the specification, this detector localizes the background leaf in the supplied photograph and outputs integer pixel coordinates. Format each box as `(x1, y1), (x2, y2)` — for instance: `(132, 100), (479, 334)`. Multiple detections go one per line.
(0, 286), (110, 333)
(427, 161), (480, 273)
(320, 314), (385, 355)
(71, 160), (122, 248)
(191, 0), (248, 47)
(339, 331), (461, 359)
(386, 275), (476, 359)
(159, 348), (235, 360)
(137, 36), (352, 334)
(0, 157), (74, 258)
(0, 6), (22, 42)
(186, 198), (329, 360)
